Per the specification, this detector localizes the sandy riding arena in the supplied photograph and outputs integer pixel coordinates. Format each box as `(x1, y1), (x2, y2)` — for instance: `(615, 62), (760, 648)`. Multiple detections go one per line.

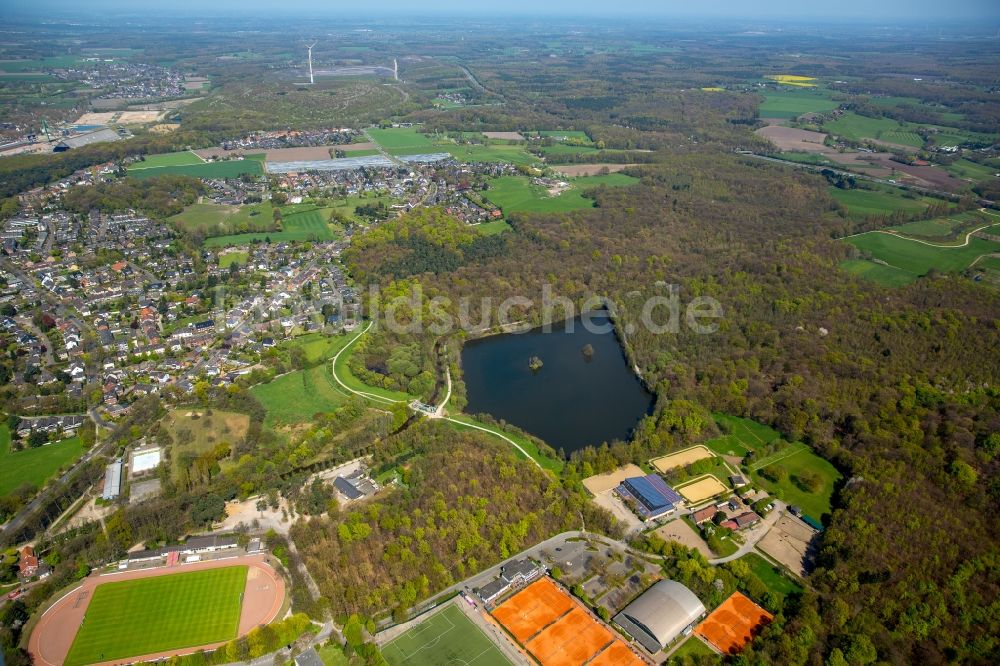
(650, 445), (714, 473)
(29, 554), (285, 666)
(676, 475), (728, 503)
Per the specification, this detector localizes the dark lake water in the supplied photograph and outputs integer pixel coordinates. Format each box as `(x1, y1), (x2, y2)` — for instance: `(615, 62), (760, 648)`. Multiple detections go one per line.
(461, 313), (655, 455)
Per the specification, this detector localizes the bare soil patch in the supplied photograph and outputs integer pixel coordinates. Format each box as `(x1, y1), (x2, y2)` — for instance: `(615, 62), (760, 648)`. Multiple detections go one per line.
(756, 126), (828, 151)
(552, 164), (638, 177)
(483, 131), (526, 141)
(757, 515), (817, 577)
(654, 519), (712, 558)
(582, 464), (644, 495)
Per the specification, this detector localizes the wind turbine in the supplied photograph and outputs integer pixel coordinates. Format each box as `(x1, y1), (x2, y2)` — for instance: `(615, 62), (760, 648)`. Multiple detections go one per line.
(306, 42), (317, 84)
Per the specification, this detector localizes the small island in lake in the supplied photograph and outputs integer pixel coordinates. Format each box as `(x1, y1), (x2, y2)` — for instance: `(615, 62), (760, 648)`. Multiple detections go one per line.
(582, 343), (594, 359)
(528, 356), (544, 371)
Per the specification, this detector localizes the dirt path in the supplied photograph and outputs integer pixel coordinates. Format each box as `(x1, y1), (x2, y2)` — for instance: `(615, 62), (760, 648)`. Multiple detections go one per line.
(29, 554), (285, 666)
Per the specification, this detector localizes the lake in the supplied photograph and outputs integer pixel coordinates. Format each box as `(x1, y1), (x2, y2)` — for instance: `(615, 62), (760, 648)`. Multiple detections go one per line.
(461, 313), (654, 455)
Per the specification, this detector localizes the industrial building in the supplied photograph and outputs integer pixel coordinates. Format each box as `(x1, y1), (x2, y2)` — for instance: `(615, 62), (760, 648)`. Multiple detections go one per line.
(613, 580), (706, 653)
(102, 458), (124, 501)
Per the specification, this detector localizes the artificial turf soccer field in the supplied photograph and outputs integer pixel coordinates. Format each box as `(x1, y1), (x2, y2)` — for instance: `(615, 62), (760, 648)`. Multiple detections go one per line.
(64, 566), (248, 666)
(381, 603), (511, 666)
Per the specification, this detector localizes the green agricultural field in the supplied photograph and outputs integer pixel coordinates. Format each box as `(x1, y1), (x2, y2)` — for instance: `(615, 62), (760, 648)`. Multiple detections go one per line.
(944, 158), (997, 182)
(536, 143), (601, 158)
(382, 603), (511, 666)
(751, 446), (841, 520)
(128, 155), (265, 180)
(890, 211), (985, 239)
(342, 148), (381, 157)
(828, 186), (942, 218)
(844, 228), (1000, 284)
(823, 112), (924, 148)
(437, 142), (538, 165)
(759, 89), (839, 119)
(0, 56), (87, 72)
(129, 151), (205, 169)
(740, 552), (803, 601)
(484, 173), (638, 214)
(366, 127), (436, 154)
(0, 426), (84, 496)
(64, 566), (247, 666)
(252, 364), (348, 427)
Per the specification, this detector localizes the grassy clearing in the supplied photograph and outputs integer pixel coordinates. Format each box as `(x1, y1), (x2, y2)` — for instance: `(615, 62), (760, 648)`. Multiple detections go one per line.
(0, 425), (84, 495)
(751, 447), (841, 520)
(740, 552), (803, 601)
(203, 206), (337, 247)
(218, 251), (248, 268)
(704, 413), (779, 457)
(252, 364), (348, 427)
(840, 258), (916, 287)
(162, 410), (249, 481)
(170, 201), (274, 236)
(64, 566), (247, 666)
(382, 603), (510, 666)
(844, 229), (1000, 280)
(484, 174), (638, 214)
(472, 219), (512, 235)
(759, 89), (838, 119)
(670, 636), (718, 661)
(828, 186), (942, 218)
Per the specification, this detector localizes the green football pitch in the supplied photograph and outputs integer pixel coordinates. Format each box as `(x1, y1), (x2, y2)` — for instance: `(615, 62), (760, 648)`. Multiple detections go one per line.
(382, 603), (511, 666)
(64, 566), (248, 666)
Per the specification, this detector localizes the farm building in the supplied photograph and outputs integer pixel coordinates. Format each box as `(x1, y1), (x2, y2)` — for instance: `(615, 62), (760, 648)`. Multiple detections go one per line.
(614, 580), (706, 653)
(616, 475), (683, 520)
(692, 506), (718, 524)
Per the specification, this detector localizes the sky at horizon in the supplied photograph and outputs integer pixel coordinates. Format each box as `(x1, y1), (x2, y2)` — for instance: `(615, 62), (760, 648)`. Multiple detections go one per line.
(7, 0), (1000, 22)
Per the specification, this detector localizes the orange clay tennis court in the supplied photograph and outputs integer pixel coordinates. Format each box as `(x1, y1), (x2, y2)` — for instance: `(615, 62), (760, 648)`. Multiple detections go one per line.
(492, 578), (644, 666)
(695, 591), (773, 655)
(492, 577), (574, 643)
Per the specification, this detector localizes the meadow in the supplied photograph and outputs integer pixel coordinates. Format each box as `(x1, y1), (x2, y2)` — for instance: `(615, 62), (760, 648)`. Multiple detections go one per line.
(751, 446), (842, 520)
(251, 364), (348, 427)
(844, 227), (1000, 284)
(128, 155), (265, 180)
(758, 89), (839, 119)
(161, 410), (249, 482)
(218, 250), (248, 268)
(703, 413), (781, 458)
(203, 206), (337, 247)
(0, 425), (84, 495)
(169, 201), (276, 237)
(64, 566), (247, 666)
(839, 258), (915, 288)
(484, 173), (638, 214)
(944, 158), (997, 182)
